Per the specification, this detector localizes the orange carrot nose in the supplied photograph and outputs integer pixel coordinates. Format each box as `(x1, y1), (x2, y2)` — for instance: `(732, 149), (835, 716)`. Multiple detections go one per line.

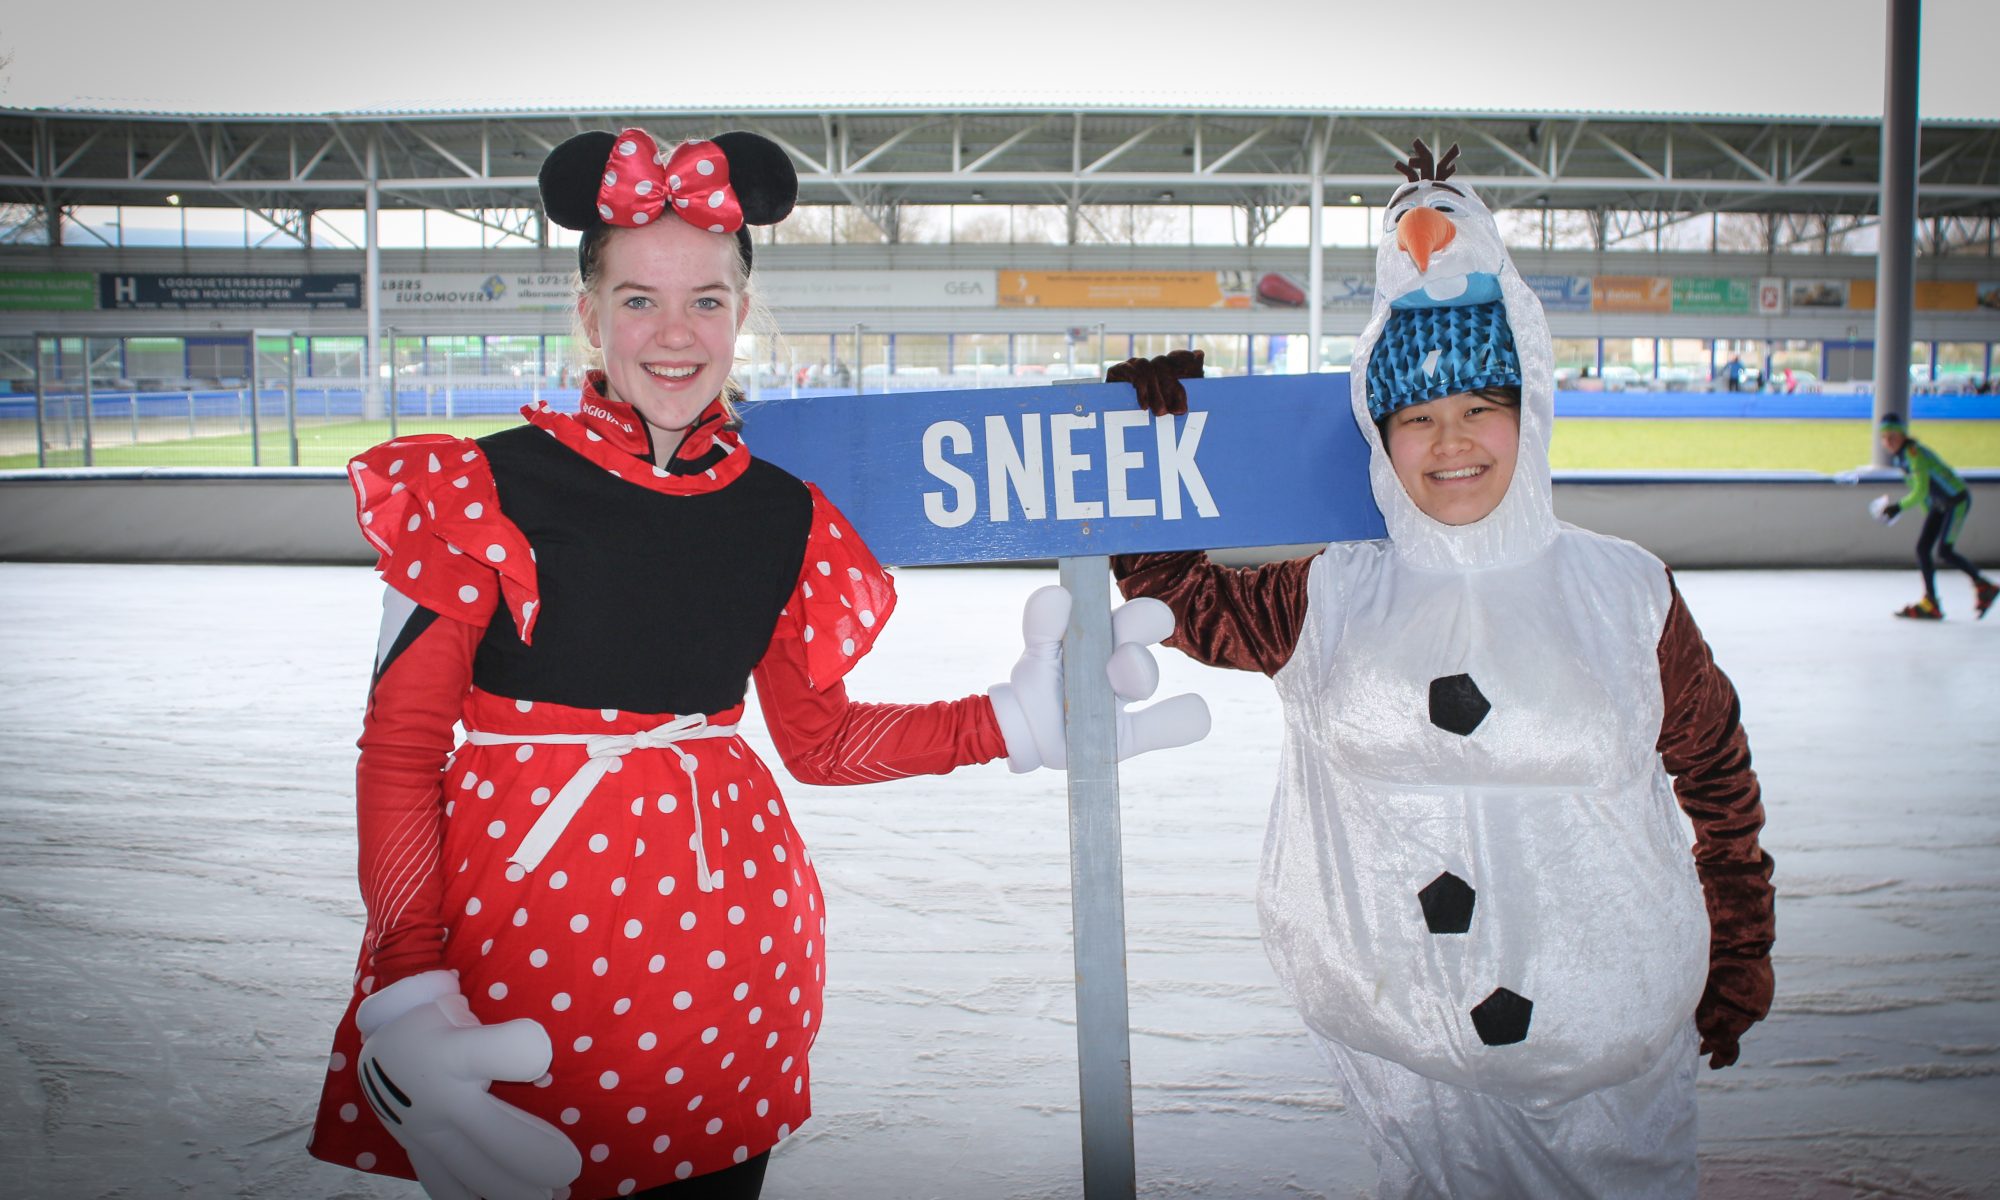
(1397, 206), (1456, 272)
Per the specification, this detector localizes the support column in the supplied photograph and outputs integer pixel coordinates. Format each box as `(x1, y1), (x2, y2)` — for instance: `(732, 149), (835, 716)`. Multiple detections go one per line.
(1871, 0), (1921, 465)
(1307, 122), (1326, 373)
(365, 137), (384, 419)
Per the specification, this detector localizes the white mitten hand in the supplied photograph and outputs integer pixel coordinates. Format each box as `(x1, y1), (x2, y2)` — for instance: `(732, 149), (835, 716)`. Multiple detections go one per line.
(1869, 494), (1901, 525)
(1107, 597), (1212, 760)
(988, 587), (1212, 772)
(989, 585), (1073, 771)
(355, 971), (582, 1200)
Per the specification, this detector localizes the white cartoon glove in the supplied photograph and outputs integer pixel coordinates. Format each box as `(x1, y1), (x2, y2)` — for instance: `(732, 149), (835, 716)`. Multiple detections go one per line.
(354, 971), (581, 1200)
(989, 585), (1212, 772)
(1869, 495), (1902, 525)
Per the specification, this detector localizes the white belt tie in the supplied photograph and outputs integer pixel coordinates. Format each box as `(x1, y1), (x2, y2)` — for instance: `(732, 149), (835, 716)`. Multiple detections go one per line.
(466, 714), (738, 890)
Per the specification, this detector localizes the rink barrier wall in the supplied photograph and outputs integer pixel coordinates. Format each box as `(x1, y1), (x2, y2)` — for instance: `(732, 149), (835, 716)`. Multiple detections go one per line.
(2, 467), (1998, 570)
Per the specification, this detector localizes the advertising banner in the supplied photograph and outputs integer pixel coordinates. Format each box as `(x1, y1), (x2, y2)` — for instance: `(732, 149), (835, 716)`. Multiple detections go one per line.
(0, 270), (96, 311)
(998, 271), (1252, 309)
(1523, 274), (1593, 312)
(1671, 277), (1753, 314)
(379, 271), (576, 313)
(1592, 276), (1673, 313)
(737, 374), (1382, 566)
(100, 272), (362, 310)
(1787, 279), (1850, 310)
(757, 269), (998, 309)
(1757, 277), (1785, 315)
(1251, 271), (1375, 309)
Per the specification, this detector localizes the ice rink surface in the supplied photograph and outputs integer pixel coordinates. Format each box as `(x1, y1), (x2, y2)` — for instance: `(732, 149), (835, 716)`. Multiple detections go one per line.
(2, 562), (1996, 1200)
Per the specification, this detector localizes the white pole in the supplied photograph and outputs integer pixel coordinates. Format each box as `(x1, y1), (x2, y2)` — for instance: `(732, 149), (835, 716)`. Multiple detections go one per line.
(1057, 554), (1137, 1200)
(1308, 121), (1326, 373)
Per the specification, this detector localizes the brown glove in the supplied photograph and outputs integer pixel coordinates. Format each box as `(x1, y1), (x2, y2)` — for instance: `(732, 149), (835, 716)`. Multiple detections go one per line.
(1105, 349), (1204, 416)
(1694, 957), (1771, 1069)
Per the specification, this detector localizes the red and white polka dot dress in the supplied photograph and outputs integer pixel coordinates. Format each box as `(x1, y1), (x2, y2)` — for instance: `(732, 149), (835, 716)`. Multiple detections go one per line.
(311, 389), (1007, 1197)
(316, 687), (828, 1194)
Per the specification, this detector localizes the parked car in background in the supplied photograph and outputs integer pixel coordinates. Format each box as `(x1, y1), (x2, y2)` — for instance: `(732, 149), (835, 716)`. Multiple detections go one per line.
(1597, 364), (1642, 391)
(1764, 369), (1822, 393)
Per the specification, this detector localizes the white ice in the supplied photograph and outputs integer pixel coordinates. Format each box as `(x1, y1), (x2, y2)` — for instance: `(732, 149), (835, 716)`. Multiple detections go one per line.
(1, 563), (1996, 1199)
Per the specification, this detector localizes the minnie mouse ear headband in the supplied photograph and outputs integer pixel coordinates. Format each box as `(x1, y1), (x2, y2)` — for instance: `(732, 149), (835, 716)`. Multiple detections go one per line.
(539, 128), (798, 273)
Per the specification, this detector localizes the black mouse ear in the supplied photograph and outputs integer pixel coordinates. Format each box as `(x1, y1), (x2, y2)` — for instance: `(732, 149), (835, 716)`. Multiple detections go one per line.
(711, 131), (798, 226)
(540, 131), (617, 231)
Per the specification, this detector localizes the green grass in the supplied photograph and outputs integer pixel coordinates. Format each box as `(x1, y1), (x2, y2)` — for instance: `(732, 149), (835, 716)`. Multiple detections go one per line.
(1550, 418), (2000, 473)
(2, 417), (523, 470)
(6, 415), (1998, 473)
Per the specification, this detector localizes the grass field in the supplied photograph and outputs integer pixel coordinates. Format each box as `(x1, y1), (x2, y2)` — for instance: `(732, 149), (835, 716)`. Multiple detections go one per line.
(5, 416), (1999, 474)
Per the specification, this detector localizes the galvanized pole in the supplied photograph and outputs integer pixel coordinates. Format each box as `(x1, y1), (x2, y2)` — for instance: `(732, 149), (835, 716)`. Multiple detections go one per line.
(1057, 553), (1137, 1200)
(32, 334), (47, 468)
(80, 336), (95, 467)
(1871, 0), (1921, 465)
(388, 328), (401, 440)
(248, 332), (262, 467)
(286, 333), (300, 465)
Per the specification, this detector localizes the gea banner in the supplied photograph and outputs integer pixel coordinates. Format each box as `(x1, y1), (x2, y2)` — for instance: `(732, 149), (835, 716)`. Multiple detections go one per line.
(757, 270), (997, 309)
(738, 374), (1383, 566)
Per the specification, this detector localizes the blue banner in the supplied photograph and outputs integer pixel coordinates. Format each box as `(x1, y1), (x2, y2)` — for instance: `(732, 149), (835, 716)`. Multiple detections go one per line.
(738, 374), (1384, 566)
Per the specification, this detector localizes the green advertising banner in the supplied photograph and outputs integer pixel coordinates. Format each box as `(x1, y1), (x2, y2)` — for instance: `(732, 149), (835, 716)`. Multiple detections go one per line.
(0, 271), (96, 311)
(1671, 277), (1753, 315)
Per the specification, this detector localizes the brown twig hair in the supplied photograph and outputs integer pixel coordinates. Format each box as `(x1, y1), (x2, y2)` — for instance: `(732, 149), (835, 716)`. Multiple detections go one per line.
(1394, 139), (1461, 184)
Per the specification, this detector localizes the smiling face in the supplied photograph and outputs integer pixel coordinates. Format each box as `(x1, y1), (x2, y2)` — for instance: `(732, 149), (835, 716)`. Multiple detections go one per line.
(1383, 388), (1522, 526)
(578, 218), (747, 447)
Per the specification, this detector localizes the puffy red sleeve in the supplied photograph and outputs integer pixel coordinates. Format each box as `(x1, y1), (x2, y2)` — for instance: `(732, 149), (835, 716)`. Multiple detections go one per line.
(354, 605), (483, 988)
(349, 435), (541, 640)
(1111, 549), (1315, 676)
(751, 485), (1005, 784)
(1655, 572), (1776, 1065)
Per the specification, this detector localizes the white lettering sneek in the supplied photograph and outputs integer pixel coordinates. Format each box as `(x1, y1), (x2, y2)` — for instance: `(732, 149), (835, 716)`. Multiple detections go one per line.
(464, 715), (739, 890)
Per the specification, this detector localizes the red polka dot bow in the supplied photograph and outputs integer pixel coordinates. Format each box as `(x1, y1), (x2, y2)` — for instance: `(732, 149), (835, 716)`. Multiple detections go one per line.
(595, 127), (744, 235)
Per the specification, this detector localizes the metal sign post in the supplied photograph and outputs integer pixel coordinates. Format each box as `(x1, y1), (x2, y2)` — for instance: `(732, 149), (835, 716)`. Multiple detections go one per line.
(1058, 553), (1136, 1198)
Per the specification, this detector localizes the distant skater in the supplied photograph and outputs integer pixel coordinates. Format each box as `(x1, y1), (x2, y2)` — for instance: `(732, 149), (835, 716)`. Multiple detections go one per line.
(1871, 413), (1997, 620)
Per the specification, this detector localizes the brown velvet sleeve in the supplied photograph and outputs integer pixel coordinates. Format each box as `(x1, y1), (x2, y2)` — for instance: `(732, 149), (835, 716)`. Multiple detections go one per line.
(1111, 550), (1314, 677)
(1655, 571), (1776, 1057)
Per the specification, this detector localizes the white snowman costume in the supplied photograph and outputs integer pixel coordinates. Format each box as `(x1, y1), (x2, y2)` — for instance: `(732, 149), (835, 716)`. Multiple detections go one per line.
(1113, 143), (1773, 1198)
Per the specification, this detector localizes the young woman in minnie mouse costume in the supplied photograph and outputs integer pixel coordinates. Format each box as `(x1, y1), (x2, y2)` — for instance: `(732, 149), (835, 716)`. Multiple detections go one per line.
(308, 128), (1208, 1200)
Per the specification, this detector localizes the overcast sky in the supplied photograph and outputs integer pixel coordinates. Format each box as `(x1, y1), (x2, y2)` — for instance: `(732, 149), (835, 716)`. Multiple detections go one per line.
(2, 0), (1996, 120)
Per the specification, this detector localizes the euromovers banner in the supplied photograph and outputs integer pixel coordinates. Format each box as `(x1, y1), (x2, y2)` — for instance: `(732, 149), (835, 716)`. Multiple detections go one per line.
(737, 374), (1382, 566)
(379, 271), (576, 312)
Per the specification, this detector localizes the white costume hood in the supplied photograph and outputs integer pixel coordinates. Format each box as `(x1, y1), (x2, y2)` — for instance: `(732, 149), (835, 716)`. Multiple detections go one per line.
(1348, 143), (1559, 572)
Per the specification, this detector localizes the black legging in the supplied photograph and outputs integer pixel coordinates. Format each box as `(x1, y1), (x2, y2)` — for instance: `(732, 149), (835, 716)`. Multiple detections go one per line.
(630, 1153), (771, 1200)
(1915, 496), (1988, 599)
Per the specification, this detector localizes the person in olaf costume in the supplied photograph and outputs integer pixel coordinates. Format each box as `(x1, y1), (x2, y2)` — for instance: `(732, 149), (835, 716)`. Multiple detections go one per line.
(1105, 141), (1775, 1197)
(307, 127), (1209, 1200)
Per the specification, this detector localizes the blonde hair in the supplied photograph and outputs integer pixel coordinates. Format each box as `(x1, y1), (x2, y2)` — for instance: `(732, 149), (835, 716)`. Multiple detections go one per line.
(567, 221), (780, 422)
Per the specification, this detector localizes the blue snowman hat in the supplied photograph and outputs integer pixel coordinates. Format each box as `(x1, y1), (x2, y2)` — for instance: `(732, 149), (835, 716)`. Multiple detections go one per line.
(1364, 300), (1522, 421)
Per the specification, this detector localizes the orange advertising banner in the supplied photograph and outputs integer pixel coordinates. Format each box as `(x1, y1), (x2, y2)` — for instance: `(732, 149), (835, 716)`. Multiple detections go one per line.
(1591, 275), (1673, 313)
(1846, 280), (1980, 312)
(997, 270), (1250, 309)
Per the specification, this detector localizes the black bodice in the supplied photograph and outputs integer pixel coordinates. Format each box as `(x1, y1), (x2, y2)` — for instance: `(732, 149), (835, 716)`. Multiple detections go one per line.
(470, 424), (814, 715)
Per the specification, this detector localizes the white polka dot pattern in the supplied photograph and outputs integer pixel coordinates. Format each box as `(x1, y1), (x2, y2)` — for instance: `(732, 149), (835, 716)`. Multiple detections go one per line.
(348, 435), (541, 639)
(590, 128), (745, 237)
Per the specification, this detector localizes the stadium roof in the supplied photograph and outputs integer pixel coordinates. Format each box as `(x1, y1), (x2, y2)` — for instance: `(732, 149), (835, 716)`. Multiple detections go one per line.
(4, 103), (1997, 223)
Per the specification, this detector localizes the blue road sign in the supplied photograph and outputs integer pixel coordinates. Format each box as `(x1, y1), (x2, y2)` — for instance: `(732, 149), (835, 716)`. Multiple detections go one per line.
(737, 373), (1384, 565)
